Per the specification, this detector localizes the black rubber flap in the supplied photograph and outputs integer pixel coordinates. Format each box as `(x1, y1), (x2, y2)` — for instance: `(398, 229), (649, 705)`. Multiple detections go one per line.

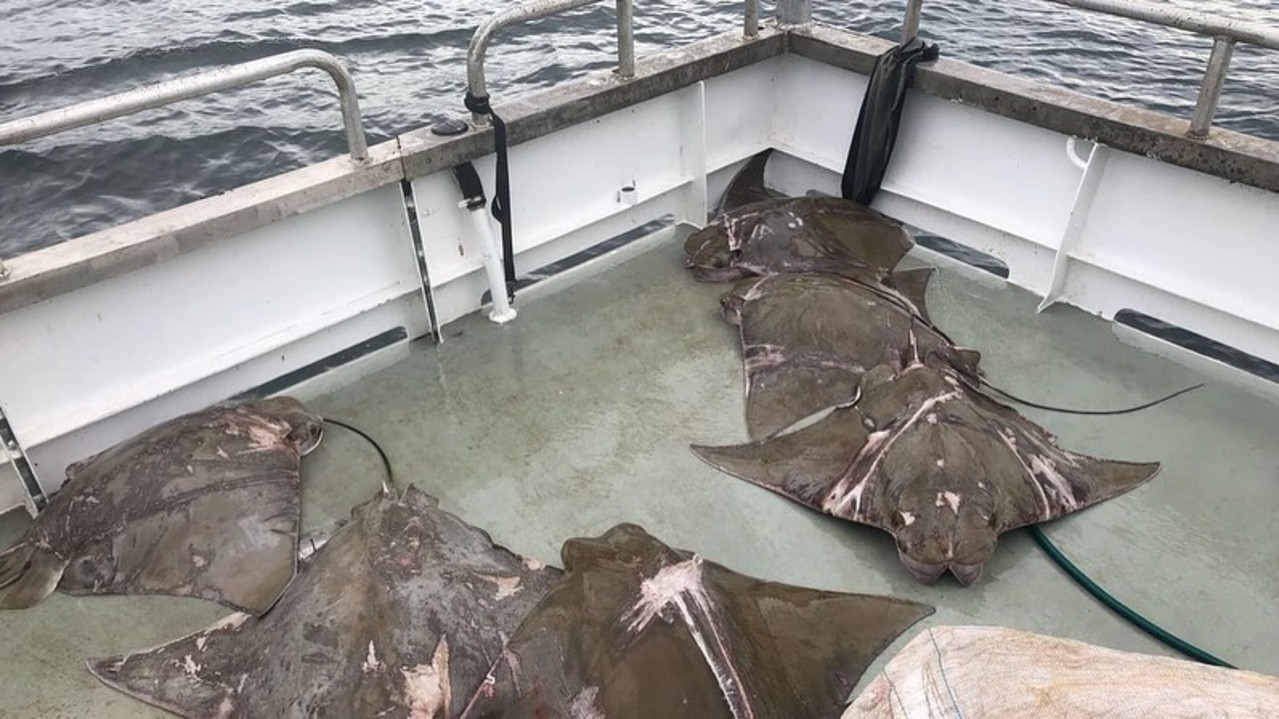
(841, 38), (940, 205)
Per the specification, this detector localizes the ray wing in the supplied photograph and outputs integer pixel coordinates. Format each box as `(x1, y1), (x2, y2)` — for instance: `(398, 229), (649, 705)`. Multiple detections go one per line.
(56, 463), (302, 614)
(691, 408), (869, 509)
(89, 486), (563, 719)
(966, 392), (1162, 530)
(715, 148), (786, 215)
(456, 523), (931, 719)
(727, 273), (961, 440)
(694, 360), (1160, 585)
(781, 197), (914, 275)
(0, 398), (318, 614)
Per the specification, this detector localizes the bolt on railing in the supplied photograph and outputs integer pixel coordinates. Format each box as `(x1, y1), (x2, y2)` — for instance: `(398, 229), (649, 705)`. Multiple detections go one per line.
(0, 49), (369, 161)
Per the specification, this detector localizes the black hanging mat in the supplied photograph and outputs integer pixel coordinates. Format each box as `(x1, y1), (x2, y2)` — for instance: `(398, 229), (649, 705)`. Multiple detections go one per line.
(841, 37), (940, 205)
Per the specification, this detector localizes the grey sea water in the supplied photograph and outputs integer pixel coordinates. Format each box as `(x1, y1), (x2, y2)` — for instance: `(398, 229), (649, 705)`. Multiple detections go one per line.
(0, 0), (1276, 258)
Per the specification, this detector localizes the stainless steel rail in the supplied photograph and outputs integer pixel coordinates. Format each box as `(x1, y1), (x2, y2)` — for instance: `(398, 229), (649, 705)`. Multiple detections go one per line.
(0, 49), (369, 161)
(899, 0), (1279, 137)
(744, 0), (760, 38)
(778, 0), (813, 26)
(467, 0), (636, 125)
(1052, 0), (1279, 50)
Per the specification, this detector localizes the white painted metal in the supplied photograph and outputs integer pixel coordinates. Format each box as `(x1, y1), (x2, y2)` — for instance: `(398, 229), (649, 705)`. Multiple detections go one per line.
(1058, 153), (1279, 361)
(468, 206), (519, 323)
(411, 81), (724, 326)
(0, 186), (426, 499)
(680, 81), (710, 224)
(761, 52), (1279, 367)
(1065, 137), (1090, 171)
(1040, 141), (1109, 311)
(704, 61), (774, 172)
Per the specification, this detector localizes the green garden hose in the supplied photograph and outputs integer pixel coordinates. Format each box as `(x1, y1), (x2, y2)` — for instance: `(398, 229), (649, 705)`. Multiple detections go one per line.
(1029, 525), (1235, 668)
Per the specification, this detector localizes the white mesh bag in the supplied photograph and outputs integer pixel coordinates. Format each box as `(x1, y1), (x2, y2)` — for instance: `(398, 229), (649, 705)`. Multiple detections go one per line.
(845, 625), (1279, 718)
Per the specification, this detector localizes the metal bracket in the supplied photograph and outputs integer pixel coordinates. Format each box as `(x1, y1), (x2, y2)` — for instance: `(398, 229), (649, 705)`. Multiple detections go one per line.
(1039, 139), (1111, 312)
(0, 403), (47, 516)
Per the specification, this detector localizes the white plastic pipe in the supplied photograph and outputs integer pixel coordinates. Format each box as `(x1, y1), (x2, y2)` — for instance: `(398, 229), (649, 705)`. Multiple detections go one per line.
(466, 207), (518, 323)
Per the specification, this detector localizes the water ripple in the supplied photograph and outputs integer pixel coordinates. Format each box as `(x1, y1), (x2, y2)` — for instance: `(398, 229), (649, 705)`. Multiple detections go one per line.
(0, 0), (1275, 256)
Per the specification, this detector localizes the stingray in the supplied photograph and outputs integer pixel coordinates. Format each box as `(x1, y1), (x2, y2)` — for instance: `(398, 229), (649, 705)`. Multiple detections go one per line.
(0, 396), (322, 614)
(692, 356), (1160, 585)
(845, 625), (1279, 717)
(713, 148), (787, 216)
(685, 151), (914, 284)
(456, 522), (933, 719)
(89, 485), (564, 718)
(722, 272), (980, 440)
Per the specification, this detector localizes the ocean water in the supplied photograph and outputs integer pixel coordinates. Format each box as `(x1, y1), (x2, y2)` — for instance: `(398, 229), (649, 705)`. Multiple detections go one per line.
(0, 0), (1276, 258)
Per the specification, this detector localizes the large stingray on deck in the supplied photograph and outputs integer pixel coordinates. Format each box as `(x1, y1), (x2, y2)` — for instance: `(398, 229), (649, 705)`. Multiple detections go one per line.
(722, 272), (979, 440)
(89, 486), (563, 718)
(685, 150), (914, 283)
(457, 523), (933, 719)
(692, 357), (1160, 585)
(0, 397), (322, 614)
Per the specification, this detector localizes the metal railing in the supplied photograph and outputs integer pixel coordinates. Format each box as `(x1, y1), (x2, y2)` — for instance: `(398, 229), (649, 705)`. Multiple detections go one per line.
(745, 0), (760, 38)
(0, 49), (369, 161)
(467, 0), (636, 125)
(899, 0), (1279, 138)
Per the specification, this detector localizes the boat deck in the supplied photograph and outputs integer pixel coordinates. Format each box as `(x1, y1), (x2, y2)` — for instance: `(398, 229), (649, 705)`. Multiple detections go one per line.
(2, 227), (1276, 716)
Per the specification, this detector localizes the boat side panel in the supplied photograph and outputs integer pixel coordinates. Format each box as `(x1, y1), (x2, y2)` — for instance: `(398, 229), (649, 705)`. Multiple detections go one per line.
(1060, 153), (1279, 362)
(0, 185), (426, 497)
(410, 66), (779, 327)
(760, 54), (1279, 366)
(772, 55), (1083, 253)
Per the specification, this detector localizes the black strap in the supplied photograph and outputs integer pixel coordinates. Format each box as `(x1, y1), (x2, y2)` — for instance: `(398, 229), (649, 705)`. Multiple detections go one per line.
(451, 162), (486, 210)
(464, 91), (516, 303)
(841, 37), (939, 205)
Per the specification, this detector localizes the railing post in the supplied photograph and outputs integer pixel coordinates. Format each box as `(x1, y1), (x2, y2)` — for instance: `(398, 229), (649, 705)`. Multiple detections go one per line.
(1188, 36), (1235, 138)
(467, 0), (637, 126)
(744, 0), (760, 38)
(617, 0), (636, 78)
(902, 0), (924, 43)
(778, 0), (812, 25)
(0, 50), (369, 162)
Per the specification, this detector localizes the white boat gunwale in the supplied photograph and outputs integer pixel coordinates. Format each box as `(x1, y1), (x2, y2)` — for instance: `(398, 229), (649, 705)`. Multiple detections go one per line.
(1, 16), (1276, 314)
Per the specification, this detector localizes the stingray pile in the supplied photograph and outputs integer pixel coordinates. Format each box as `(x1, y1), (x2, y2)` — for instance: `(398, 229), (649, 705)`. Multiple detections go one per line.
(0, 397), (936, 717)
(1, 343), (1274, 716)
(685, 149), (1163, 585)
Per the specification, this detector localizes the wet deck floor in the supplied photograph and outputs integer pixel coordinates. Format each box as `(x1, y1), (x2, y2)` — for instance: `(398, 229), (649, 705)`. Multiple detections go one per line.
(2, 228), (1276, 716)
